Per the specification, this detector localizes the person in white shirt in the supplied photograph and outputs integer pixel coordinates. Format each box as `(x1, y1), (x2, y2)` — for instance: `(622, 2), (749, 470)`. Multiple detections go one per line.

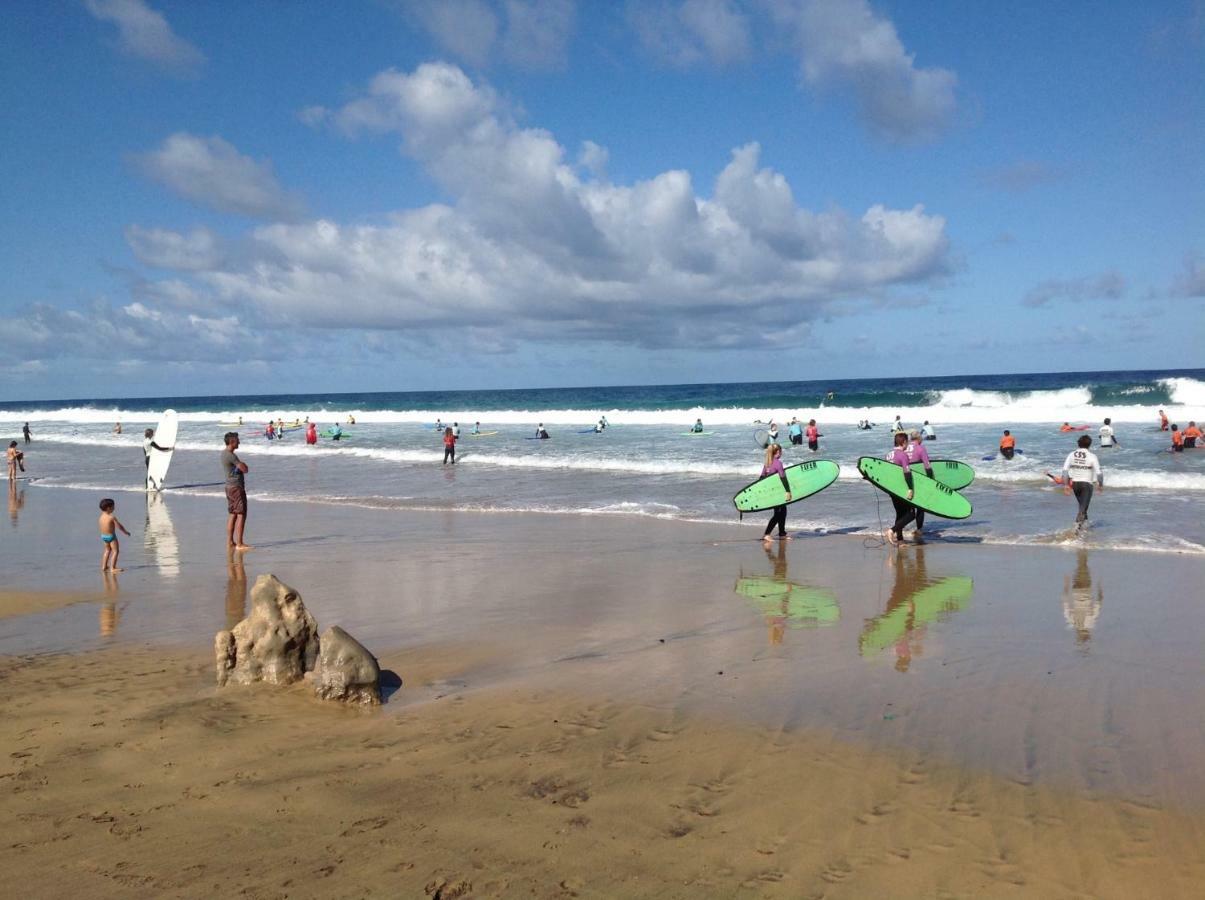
(1061, 434), (1104, 528)
(1098, 417), (1117, 448)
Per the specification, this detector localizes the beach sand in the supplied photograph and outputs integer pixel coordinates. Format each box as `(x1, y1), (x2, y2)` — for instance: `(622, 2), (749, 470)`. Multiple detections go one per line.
(3, 485), (1204, 897)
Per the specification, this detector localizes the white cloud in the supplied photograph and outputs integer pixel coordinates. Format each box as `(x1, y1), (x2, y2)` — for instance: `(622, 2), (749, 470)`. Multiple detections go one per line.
(629, 0), (752, 66)
(398, 0), (574, 70)
(1169, 254), (1205, 298)
(125, 225), (224, 270)
(764, 0), (956, 141)
(84, 0), (205, 73)
(1022, 271), (1127, 308)
(138, 133), (306, 221)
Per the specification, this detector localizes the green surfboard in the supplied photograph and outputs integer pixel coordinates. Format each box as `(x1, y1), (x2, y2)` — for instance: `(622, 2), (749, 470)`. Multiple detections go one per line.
(733, 459), (840, 513)
(857, 457), (972, 519)
(735, 576), (839, 626)
(859, 576), (973, 654)
(911, 459), (975, 491)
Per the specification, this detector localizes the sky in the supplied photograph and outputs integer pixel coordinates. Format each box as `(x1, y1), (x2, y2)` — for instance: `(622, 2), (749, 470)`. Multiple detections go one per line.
(1, 0), (1202, 400)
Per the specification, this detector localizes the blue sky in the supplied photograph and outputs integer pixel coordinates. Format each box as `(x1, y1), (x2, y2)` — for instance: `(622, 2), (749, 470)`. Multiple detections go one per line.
(1, 0), (1201, 400)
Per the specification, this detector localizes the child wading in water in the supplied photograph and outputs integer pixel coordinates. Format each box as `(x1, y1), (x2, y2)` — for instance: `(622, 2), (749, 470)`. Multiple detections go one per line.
(98, 498), (130, 572)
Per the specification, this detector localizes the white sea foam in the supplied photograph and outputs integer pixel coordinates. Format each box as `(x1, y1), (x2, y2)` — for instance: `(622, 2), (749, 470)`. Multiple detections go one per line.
(1162, 377), (1205, 407)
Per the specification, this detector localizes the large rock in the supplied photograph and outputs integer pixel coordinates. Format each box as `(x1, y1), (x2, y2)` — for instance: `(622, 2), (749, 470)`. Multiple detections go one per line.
(311, 626), (381, 705)
(215, 574), (319, 687)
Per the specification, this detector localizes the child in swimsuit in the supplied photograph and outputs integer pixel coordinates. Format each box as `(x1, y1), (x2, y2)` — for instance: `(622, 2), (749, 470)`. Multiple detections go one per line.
(98, 498), (130, 572)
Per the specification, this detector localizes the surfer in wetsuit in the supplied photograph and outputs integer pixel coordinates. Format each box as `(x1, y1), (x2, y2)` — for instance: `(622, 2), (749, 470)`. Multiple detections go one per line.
(884, 432), (916, 546)
(788, 418), (803, 445)
(767, 421), (780, 443)
(442, 427), (456, 465)
(760, 443), (792, 543)
(999, 430), (1016, 460)
(906, 431), (935, 538)
(691, 418), (704, 433)
(535, 423), (550, 439)
(922, 420), (935, 441)
(22, 423), (31, 444)
(1061, 434), (1103, 530)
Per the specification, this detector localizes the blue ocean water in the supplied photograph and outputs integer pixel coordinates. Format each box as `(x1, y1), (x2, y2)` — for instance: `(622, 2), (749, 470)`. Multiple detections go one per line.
(4, 368), (1204, 554)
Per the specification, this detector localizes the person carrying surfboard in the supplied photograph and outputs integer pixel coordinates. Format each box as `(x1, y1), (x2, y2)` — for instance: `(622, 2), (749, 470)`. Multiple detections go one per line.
(759, 444), (792, 543)
(884, 432), (917, 546)
(906, 431), (935, 538)
(1061, 434), (1103, 530)
(143, 428), (172, 473)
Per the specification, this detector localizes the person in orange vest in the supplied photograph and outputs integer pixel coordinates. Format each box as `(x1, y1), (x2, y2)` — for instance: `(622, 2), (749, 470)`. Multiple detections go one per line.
(1170, 424), (1183, 452)
(1184, 421), (1203, 449)
(999, 430), (1016, 460)
(1159, 409), (1169, 431)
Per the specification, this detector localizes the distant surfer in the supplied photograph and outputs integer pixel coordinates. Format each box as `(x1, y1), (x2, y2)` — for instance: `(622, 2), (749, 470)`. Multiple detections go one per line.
(22, 422), (31, 444)
(472, 421), (481, 435)
(598, 416), (609, 431)
(347, 414), (356, 425)
(329, 423), (344, 441)
(1185, 421), (1202, 448)
(1098, 417), (1117, 448)
(305, 422), (318, 445)
(265, 422), (275, 441)
(787, 417), (803, 445)
(143, 427), (172, 473)
(452, 422), (461, 440)
(883, 432), (917, 547)
(806, 419), (820, 452)
(433, 419), (443, 433)
(857, 419), (874, 431)
(1059, 422), (1074, 433)
(922, 420), (936, 441)
(1159, 409), (1169, 431)
(767, 421), (779, 443)
(535, 423), (550, 440)
(442, 427), (457, 465)
(891, 415), (905, 434)
(825, 391), (835, 403)
(1061, 434), (1103, 530)
(222, 432), (251, 551)
(691, 418), (705, 434)
(999, 430), (1016, 460)
(906, 431), (935, 539)
(112, 422), (122, 434)
(1171, 424), (1183, 452)
(759, 443), (792, 544)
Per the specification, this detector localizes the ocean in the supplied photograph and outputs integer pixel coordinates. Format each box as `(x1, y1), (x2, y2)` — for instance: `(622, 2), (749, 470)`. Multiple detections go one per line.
(4, 368), (1204, 555)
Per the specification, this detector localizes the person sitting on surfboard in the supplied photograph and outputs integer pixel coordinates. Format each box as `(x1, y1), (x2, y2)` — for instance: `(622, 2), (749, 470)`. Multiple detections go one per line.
(884, 432), (917, 546)
(906, 431), (935, 538)
(535, 424), (550, 439)
(143, 428), (172, 472)
(472, 421), (481, 435)
(692, 418), (705, 434)
(759, 443), (792, 544)
(999, 430), (1016, 460)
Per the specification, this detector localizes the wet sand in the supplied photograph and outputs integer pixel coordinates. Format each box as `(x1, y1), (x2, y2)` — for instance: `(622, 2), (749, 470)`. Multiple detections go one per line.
(3, 484), (1205, 896)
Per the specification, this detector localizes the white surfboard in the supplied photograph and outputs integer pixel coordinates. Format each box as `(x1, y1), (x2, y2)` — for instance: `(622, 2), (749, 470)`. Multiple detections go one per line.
(145, 409), (178, 492)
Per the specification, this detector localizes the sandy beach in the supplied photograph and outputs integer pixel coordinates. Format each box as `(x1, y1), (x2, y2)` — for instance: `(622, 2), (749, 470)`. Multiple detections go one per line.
(3, 485), (1205, 897)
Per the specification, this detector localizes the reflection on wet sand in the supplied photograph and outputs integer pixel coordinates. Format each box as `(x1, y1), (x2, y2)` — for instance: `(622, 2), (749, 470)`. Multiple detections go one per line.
(225, 550), (247, 630)
(1063, 549), (1102, 645)
(859, 548), (973, 671)
(7, 480), (23, 525)
(734, 542), (839, 644)
(100, 570), (121, 637)
(144, 494), (180, 577)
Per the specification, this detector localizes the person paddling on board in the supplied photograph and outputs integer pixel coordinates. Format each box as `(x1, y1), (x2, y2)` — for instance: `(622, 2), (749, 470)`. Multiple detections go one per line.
(906, 431), (936, 539)
(1099, 417), (1118, 448)
(884, 432), (917, 547)
(305, 422), (318, 445)
(806, 419), (820, 453)
(1171, 424), (1183, 452)
(922, 420), (936, 441)
(999, 430), (1016, 460)
(1184, 421), (1202, 448)
(691, 418), (704, 434)
(760, 443), (792, 544)
(787, 417), (803, 445)
(1062, 434), (1103, 531)
(535, 423), (550, 440)
(1159, 409), (1169, 431)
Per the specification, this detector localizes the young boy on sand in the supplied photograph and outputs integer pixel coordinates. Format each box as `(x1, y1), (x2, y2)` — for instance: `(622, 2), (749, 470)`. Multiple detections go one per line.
(98, 498), (130, 571)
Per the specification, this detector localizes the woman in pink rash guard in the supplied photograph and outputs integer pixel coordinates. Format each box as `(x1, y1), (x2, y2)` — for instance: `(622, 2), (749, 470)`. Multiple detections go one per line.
(760, 443), (793, 543)
(906, 430), (935, 537)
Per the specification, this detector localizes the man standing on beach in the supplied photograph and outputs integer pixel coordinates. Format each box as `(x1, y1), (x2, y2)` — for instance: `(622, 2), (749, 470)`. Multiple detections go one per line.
(221, 432), (251, 550)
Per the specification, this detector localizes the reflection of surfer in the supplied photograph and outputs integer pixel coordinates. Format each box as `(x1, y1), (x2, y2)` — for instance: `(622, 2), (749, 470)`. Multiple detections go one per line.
(886, 549), (928, 672)
(1063, 550), (1101, 644)
(760, 443), (792, 543)
(764, 541), (789, 644)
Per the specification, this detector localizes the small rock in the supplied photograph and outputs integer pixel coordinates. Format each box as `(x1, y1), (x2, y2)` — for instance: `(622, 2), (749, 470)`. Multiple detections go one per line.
(311, 626), (381, 705)
(215, 575), (319, 687)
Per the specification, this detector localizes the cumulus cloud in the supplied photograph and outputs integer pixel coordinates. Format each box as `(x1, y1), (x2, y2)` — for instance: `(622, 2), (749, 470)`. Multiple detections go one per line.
(115, 62), (945, 353)
(125, 225), (224, 271)
(138, 133), (306, 221)
(765, 0), (956, 142)
(84, 0), (205, 73)
(1022, 271), (1127, 308)
(628, 0), (752, 66)
(398, 0), (575, 70)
